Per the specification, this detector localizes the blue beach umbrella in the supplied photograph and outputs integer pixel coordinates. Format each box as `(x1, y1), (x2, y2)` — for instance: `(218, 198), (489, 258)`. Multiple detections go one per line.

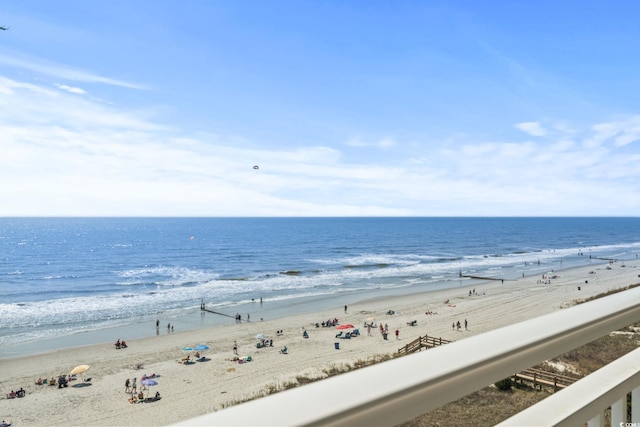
(194, 344), (209, 351)
(141, 378), (158, 398)
(141, 378), (158, 387)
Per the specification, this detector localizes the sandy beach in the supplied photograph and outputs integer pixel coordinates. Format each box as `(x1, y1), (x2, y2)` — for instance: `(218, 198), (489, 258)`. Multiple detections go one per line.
(1, 260), (638, 427)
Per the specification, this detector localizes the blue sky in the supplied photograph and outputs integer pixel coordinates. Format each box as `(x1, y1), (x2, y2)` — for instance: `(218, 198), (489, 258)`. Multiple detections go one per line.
(1, 1), (639, 216)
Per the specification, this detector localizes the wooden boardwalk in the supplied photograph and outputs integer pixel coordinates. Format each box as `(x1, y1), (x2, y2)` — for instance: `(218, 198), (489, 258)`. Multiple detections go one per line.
(512, 368), (580, 392)
(398, 336), (580, 394)
(396, 335), (455, 356)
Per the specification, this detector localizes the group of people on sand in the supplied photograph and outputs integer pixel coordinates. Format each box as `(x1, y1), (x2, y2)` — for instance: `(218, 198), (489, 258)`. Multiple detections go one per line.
(127, 390), (160, 404)
(256, 338), (273, 348)
(318, 318), (339, 327)
(452, 319), (468, 331)
(5, 388), (25, 399)
(376, 323), (393, 340)
(34, 377), (58, 386)
(127, 390), (146, 403)
(125, 377), (137, 393)
(125, 375), (161, 402)
(115, 339), (128, 349)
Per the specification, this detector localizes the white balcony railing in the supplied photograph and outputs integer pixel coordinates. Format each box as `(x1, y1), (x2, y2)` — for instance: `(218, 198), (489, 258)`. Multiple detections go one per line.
(498, 346), (640, 426)
(175, 286), (640, 427)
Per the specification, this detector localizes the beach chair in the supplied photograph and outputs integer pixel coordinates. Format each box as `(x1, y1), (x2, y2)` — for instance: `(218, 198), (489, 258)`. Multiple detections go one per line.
(57, 375), (68, 388)
(335, 331), (343, 338)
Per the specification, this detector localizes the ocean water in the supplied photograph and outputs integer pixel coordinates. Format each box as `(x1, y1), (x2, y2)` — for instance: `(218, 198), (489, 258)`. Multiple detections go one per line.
(1, 217), (639, 357)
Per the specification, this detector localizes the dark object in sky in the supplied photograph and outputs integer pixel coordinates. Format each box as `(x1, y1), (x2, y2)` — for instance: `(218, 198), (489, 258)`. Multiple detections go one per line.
(0, 26), (9, 31)
(253, 165), (259, 170)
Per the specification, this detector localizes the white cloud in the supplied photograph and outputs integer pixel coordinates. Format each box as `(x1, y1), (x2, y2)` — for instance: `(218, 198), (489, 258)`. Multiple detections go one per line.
(514, 121), (547, 137)
(346, 137), (396, 149)
(55, 84), (87, 95)
(586, 116), (640, 148)
(1, 72), (639, 216)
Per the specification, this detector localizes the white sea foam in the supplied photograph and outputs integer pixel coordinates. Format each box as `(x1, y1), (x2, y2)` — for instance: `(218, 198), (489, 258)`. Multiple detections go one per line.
(2, 218), (639, 352)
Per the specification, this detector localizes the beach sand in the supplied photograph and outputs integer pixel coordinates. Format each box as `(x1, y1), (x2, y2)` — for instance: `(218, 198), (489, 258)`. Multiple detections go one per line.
(1, 260), (638, 426)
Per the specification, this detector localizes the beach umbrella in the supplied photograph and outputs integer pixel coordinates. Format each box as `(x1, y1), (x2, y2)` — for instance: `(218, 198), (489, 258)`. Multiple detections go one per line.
(70, 365), (90, 376)
(336, 324), (354, 330)
(255, 333), (266, 339)
(140, 378), (158, 399)
(194, 344), (209, 351)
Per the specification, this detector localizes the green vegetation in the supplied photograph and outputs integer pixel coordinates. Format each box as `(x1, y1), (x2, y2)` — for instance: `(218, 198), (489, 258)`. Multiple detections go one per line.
(494, 377), (513, 391)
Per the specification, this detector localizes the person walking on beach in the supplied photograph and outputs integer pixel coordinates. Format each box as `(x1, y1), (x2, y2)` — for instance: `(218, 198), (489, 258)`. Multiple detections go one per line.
(465, 319), (468, 330)
(344, 305), (348, 314)
(125, 378), (130, 393)
(395, 328), (400, 340)
(131, 377), (137, 394)
(233, 340), (238, 355)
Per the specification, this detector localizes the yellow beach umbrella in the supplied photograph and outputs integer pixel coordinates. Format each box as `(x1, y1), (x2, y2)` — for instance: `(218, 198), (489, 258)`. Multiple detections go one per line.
(70, 365), (90, 376)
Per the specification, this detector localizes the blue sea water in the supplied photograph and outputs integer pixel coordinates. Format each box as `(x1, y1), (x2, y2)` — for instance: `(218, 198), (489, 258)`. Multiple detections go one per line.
(1, 217), (639, 357)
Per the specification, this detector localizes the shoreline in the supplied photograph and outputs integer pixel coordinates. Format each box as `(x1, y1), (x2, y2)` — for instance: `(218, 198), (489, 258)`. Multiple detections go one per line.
(2, 260), (639, 426)
(2, 253), (624, 360)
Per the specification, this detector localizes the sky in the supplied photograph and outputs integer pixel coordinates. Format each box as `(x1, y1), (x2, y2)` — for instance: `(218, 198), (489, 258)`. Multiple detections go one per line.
(1, 1), (639, 217)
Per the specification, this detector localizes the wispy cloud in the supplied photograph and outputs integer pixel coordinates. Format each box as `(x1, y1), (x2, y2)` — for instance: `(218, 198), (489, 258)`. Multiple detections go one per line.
(0, 51), (148, 90)
(586, 116), (640, 148)
(55, 84), (87, 95)
(515, 121), (547, 137)
(346, 137), (396, 149)
(0, 76), (161, 131)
